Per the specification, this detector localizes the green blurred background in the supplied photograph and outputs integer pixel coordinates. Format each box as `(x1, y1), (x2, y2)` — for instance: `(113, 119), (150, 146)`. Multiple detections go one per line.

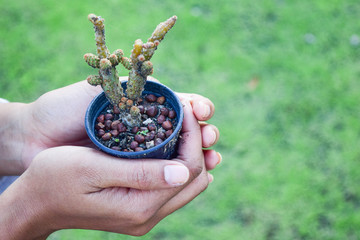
(1, 0), (360, 239)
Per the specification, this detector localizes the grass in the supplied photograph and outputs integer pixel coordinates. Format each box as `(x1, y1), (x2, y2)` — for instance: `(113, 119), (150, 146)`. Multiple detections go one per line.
(1, 0), (360, 239)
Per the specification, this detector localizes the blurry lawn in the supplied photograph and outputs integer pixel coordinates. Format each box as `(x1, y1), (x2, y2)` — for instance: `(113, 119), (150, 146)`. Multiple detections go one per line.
(1, 0), (360, 239)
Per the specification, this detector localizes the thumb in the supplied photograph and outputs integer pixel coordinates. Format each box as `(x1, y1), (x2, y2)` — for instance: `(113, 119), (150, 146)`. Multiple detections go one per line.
(83, 149), (190, 190)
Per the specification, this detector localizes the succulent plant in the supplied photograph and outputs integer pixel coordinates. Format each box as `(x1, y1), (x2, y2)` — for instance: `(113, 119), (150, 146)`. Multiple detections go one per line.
(84, 13), (177, 123)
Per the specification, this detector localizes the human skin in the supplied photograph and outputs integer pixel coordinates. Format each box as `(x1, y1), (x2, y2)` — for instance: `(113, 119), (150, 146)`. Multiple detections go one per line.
(0, 77), (221, 239)
(0, 77), (220, 175)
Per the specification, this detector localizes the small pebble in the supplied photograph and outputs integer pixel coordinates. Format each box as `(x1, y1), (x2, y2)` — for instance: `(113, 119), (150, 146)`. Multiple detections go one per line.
(157, 96), (166, 105)
(157, 115), (166, 124)
(102, 132), (112, 141)
(105, 114), (114, 120)
(148, 123), (157, 131)
(110, 129), (119, 137)
(130, 141), (139, 150)
(146, 106), (158, 117)
(160, 107), (169, 116)
(111, 146), (121, 151)
(140, 127), (148, 132)
(135, 147), (144, 152)
(95, 122), (105, 130)
(145, 131), (156, 141)
(157, 132), (165, 140)
(165, 129), (173, 138)
(146, 94), (157, 102)
(111, 120), (120, 130)
(118, 122), (127, 132)
(97, 129), (105, 137)
(135, 134), (145, 143)
(104, 120), (112, 130)
(154, 138), (164, 146)
(131, 126), (139, 134)
(96, 114), (105, 123)
(138, 105), (145, 114)
(162, 120), (173, 130)
(113, 106), (120, 114)
(168, 110), (176, 119)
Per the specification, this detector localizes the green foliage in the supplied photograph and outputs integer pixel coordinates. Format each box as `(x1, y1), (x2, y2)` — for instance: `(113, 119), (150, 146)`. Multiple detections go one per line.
(1, 0), (360, 239)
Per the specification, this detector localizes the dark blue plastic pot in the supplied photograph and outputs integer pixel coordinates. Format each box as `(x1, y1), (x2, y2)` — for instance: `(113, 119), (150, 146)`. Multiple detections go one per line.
(85, 81), (184, 159)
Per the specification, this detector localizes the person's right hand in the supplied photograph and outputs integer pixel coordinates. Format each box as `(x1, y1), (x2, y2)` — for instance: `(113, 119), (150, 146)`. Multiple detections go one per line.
(0, 99), (217, 239)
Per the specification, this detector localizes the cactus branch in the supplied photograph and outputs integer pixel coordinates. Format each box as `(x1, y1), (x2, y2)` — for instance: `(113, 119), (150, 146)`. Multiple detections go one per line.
(87, 75), (102, 86)
(131, 39), (144, 71)
(108, 54), (119, 66)
(86, 14), (125, 107)
(88, 14), (110, 59)
(84, 53), (100, 68)
(143, 15), (177, 61)
(99, 59), (123, 107)
(120, 56), (132, 70)
(148, 15), (177, 43)
(126, 16), (177, 100)
(112, 49), (132, 70)
(140, 61), (154, 76)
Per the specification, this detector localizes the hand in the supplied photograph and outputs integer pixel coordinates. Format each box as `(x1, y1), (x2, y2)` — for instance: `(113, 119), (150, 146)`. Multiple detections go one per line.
(19, 77), (220, 171)
(0, 99), (217, 239)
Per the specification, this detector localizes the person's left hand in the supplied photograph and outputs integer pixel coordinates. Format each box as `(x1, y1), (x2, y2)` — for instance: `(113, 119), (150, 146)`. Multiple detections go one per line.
(0, 91), (219, 239)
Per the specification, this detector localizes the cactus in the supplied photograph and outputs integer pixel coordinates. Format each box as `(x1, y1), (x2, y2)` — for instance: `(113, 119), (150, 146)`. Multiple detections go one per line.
(126, 16), (177, 100)
(85, 14), (177, 125)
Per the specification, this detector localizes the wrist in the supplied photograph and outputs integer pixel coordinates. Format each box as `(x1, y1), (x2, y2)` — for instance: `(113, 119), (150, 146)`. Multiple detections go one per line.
(0, 103), (29, 175)
(0, 177), (54, 239)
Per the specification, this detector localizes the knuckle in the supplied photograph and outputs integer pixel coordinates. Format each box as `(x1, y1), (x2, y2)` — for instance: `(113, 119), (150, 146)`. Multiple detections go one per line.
(188, 158), (204, 179)
(75, 159), (102, 185)
(192, 171), (210, 194)
(131, 161), (152, 189)
(128, 205), (157, 226)
(199, 173), (210, 192)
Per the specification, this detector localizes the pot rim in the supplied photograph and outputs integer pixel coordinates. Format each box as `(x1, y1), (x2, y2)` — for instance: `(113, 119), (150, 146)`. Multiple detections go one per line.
(85, 80), (184, 158)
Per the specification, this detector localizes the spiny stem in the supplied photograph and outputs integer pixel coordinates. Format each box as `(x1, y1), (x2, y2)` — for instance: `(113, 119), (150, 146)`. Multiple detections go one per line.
(85, 14), (177, 125)
(88, 14), (110, 59)
(126, 16), (177, 100)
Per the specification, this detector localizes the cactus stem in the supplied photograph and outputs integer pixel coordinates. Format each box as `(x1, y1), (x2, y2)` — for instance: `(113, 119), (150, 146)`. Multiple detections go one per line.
(85, 14), (177, 126)
(88, 14), (110, 59)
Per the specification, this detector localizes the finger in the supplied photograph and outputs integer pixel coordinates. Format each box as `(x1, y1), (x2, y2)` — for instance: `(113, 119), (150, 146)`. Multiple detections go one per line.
(203, 149), (222, 171)
(131, 99), (206, 210)
(153, 168), (210, 222)
(176, 93), (215, 121)
(177, 99), (202, 159)
(146, 76), (160, 83)
(75, 148), (190, 190)
(119, 76), (128, 82)
(200, 123), (220, 148)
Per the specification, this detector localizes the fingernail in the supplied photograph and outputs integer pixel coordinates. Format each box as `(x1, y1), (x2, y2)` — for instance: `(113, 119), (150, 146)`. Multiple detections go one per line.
(164, 165), (190, 186)
(208, 173), (214, 183)
(209, 128), (217, 146)
(216, 152), (222, 165)
(199, 101), (211, 118)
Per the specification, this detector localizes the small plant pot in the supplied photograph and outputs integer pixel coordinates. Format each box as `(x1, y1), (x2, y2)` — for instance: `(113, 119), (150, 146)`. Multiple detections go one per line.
(85, 81), (184, 159)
